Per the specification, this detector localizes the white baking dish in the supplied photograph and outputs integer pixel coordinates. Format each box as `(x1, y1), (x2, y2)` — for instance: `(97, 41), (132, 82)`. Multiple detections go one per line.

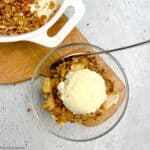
(0, 0), (85, 47)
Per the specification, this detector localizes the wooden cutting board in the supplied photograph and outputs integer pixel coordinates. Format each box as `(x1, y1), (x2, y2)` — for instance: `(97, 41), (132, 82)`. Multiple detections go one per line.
(0, 15), (126, 125)
(0, 15), (87, 84)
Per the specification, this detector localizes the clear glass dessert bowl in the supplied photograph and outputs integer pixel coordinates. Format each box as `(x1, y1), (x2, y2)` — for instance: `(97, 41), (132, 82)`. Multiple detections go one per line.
(31, 43), (129, 142)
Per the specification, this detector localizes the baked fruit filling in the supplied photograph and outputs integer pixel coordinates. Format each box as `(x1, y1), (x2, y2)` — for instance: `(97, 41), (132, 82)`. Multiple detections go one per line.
(41, 55), (119, 125)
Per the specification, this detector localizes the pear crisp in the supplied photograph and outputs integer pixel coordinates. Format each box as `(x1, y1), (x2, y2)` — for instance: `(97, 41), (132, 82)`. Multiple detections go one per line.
(41, 55), (119, 125)
(0, 0), (59, 35)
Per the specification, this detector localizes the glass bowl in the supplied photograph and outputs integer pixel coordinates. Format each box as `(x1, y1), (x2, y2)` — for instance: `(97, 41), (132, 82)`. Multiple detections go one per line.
(31, 43), (129, 142)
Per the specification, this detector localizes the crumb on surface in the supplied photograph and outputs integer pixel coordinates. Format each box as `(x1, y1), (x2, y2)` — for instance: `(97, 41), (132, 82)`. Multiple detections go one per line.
(27, 108), (32, 112)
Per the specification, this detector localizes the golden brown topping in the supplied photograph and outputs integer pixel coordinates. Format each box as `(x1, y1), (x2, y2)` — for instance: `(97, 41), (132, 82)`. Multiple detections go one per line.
(0, 0), (58, 35)
(49, 1), (55, 9)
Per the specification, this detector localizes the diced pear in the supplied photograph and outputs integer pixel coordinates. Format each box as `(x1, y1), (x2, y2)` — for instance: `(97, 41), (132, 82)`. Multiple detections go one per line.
(103, 92), (119, 109)
(42, 77), (52, 93)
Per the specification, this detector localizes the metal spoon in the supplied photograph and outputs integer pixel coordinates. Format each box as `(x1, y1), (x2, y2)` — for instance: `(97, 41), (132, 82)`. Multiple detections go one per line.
(51, 39), (150, 66)
(72, 39), (150, 56)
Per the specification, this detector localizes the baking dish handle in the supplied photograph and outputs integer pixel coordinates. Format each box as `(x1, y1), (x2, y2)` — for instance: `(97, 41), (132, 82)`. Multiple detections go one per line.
(28, 0), (85, 47)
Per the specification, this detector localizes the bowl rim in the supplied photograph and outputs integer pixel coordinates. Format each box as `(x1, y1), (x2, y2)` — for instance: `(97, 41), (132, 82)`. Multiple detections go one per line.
(31, 43), (129, 142)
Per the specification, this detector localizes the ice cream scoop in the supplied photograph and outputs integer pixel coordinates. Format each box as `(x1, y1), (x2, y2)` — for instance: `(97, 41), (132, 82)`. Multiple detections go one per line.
(57, 69), (107, 114)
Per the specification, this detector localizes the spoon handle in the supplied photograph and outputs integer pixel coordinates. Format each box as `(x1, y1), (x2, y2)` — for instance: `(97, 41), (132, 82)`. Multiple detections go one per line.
(107, 39), (150, 53)
(98, 40), (150, 54)
(81, 39), (150, 56)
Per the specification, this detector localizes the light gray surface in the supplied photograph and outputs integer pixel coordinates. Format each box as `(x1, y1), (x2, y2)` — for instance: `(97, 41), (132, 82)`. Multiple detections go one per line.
(0, 0), (150, 149)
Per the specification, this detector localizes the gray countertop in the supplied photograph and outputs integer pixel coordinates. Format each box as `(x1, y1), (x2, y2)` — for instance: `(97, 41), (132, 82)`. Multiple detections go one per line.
(0, 0), (150, 149)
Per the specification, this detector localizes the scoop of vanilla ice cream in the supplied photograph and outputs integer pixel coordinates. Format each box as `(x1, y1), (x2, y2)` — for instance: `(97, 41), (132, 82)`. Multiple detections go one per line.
(57, 69), (107, 114)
